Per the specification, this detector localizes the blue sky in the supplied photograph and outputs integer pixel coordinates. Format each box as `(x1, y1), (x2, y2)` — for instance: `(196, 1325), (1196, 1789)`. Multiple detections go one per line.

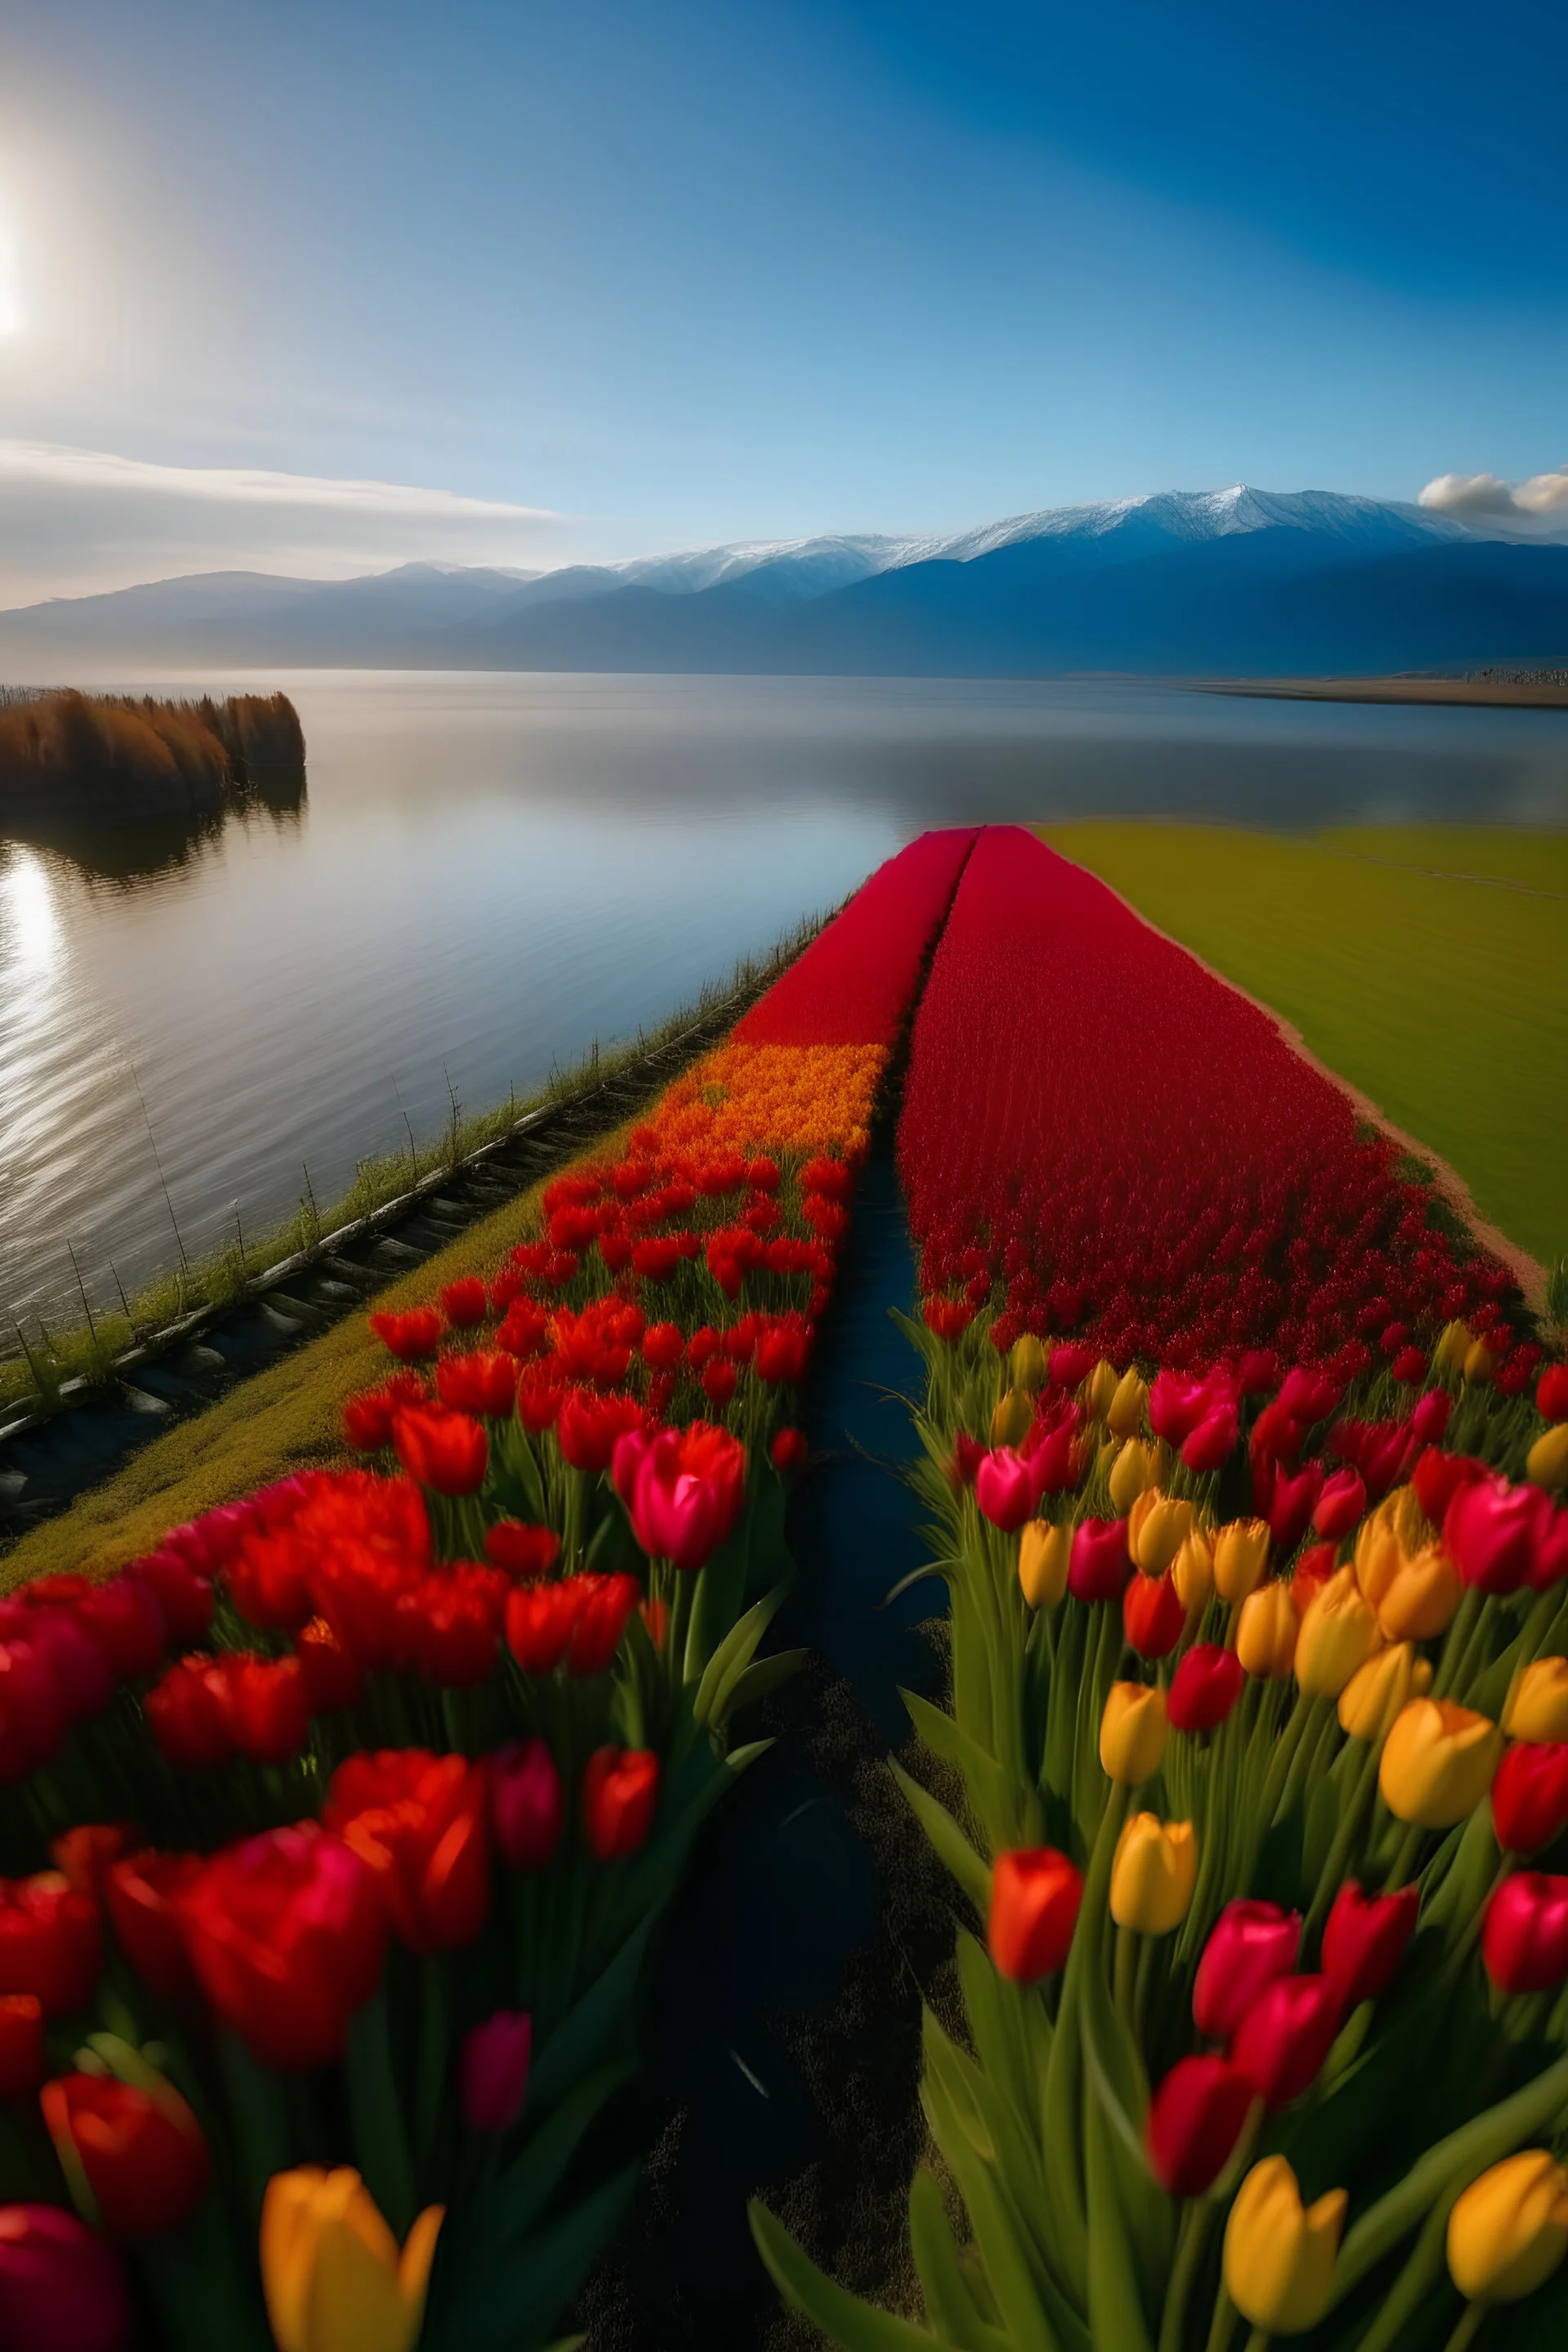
(0, 0), (1563, 596)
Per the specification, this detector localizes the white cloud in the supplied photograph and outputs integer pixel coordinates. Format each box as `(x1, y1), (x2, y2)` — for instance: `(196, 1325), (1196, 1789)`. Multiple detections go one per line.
(0, 439), (578, 604)
(1419, 466), (1568, 532)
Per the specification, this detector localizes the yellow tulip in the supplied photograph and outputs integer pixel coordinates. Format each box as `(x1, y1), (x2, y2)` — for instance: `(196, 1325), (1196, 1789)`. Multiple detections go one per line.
(1463, 1336), (1496, 1384)
(1083, 1357), (1120, 1422)
(1447, 2149), (1568, 2303)
(1374, 1544), (1463, 1644)
(1172, 1529), (1215, 1618)
(1236, 1580), (1299, 1681)
(1009, 1333), (1049, 1392)
(1353, 1503), (1403, 1609)
(261, 2169), (443, 2352)
(1108, 1438), (1158, 1516)
(1018, 1518), (1071, 1610)
(1110, 1814), (1196, 1933)
(1107, 1367), (1149, 1441)
(1214, 1518), (1272, 1605)
(1129, 1489), (1195, 1577)
(1338, 1642), (1432, 1742)
(990, 1386), (1033, 1449)
(1433, 1319), (1474, 1380)
(1388, 1482), (1432, 1553)
(1100, 1682), (1169, 1786)
(1295, 1568), (1383, 1699)
(1526, 1424), (1568, 1494)
(1223, 2155), (1347, 2333)
(1505, 1657), (1568, 1744)
(1379, 1698), (1503, 1829)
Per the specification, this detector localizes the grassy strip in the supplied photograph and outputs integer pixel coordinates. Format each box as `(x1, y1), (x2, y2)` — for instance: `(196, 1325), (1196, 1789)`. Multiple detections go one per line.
(2, 919), (822, 1418)
(0, 1120), (638, 1592)
(1038, 821), (1568, 1268)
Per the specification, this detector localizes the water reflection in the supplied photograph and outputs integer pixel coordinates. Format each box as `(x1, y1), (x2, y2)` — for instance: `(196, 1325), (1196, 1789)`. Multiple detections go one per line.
(0, 769), (306, 883)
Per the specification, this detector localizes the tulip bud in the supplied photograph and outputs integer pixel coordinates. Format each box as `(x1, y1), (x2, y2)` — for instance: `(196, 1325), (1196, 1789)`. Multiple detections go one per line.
(1009, 1334), (1049, 1392)
(459, 2010), (532, 2135)
(1018, 1519), (1071, 1610)
(1108, 1440), (1158, 1516)
(1312, 1468), (1366, 1543)
(1375, 1544), (1463, 1643)
(1504, 1658), (1568, 1744)
(975, 1448), (1037, 1534)
(1379, 1698), (1503, 1829)
(1123, 1570), (1186, 1659)
(989, 1388), (1032, 1450)
(1433, 1320), (1474, 1380)
(1100, 1683), (1169, 1785)
(1214, 1519), (1271, 1605)
(581, 1748), (660, 1861)
(1339, 1641), (1432, 1743)
(1463, 1336), (1495, 1384)
(1145, 2056), (1254, 2197)
(1231, 1974), (1343, 2109)
(1068, 1517), (1130, 1603)
(1080, 1358), (1119, 1422)
(1171, 1530), (1214, 1618)
(1223, 2156), (1347, 2333)
(1129, 1490), (1195, 1577)
(988, 1848), (1083, 1983)
(1447, 2150), (1568, 2303)
(1110, 1815), (1196, 1934)
(1168, 1643), (1244, 1733)
(1321, 1880), (1419, 2007)
(1446, 1476), (1549, 1596)
(40, 2071), (210, 2241)
(1293, 1568), (1382, 1699)
(1236, 1580), (1298, 1681)
(260, 2168), (443, 2352)
(0, 2205), (131, 2352)
(1192, 1900), (1299, 2042)
(1491, 1742), (1568, 1855)
(1107, 1367), (1148, 1441)
(1481, 1872), (1568, 1994)
(1526, 1426), (1568, 1493)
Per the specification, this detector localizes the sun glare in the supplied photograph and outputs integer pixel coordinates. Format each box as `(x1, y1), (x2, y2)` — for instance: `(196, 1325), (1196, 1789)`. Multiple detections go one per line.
(0, 220), (24, 337)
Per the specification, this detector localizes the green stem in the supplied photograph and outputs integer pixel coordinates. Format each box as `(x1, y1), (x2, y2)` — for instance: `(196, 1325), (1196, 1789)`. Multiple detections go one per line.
(1114, 1923), (1138, 2034)
(1303, 1738), (1379, 1950)
(1441, 2305), (1487, 2352)
(1158, 2200), (1218, 2352)
(1203, 2285), (1239, 2352)
(1383, 1822), (1425, 1895)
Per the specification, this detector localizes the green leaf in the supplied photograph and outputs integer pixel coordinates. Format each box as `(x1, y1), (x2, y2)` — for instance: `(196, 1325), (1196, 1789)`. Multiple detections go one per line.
(692, 1571), (795, 1727)
(492, 2062), (632, 2241)
(902, 1690), (1013, 1846)
(345, 1983), (418, 2240)
(889, 1756), (991, 1917)
(461, 2163), (642, 2352)
(907, 2167), (1012, 2352)
(750, 2200), (943, 2351)
(719, 1647), (807, 1722)
(526, 1913), (654, 2119)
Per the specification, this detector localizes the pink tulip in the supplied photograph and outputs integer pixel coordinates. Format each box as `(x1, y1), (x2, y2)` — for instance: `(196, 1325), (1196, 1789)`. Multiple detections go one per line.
(1182, 1405), (1238, 1473)
(976, 1449), (1037, 1533)
(1445, 1475), (1552, 1594)
(459, 2009), (532, 2133)
(1149, 1370), (1217, 1446)
(1276, 1367), (1342, 1425)
(0, 2203), (130, 2352)
(490, 1737), (564, 1870)
(623, 1428), (746, 1570)
(1028, 1414), (1084, 1497)
(1267, 1463), (1323, 1553)
(1068, 1517), (1129, 1603)
(1410, 1388), (1450, 1446)
(1192, 1900), (1301, 2042)
(1312, 1468), (1366, 1543)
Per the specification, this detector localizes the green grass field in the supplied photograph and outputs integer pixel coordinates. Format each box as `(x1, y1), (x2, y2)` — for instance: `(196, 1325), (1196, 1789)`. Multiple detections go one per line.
(1038, 822), (1567, 1269)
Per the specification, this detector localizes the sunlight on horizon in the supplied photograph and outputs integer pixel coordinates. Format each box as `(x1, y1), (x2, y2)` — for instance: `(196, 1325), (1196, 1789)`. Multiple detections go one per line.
(0, 220), (24, 338)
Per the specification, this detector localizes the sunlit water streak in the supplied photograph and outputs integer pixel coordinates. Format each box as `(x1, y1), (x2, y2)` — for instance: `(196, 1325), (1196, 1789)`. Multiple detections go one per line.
(2, 669), (1564, 1331)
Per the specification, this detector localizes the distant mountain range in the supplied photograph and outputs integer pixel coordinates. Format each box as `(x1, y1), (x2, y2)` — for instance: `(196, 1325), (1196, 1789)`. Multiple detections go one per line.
(4, 486), (1566, 678)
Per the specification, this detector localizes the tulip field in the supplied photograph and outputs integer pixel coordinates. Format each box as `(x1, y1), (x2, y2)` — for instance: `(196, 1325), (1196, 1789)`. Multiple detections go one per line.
(4, 821), (1568, 2352)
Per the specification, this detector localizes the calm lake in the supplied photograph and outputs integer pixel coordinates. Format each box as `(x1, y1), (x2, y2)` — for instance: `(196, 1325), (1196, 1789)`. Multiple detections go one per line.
(3, 669), (1566, 1330)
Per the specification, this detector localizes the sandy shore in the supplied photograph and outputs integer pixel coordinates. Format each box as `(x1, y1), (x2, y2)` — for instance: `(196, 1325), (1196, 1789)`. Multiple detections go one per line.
(1191, 675), (1568, 710)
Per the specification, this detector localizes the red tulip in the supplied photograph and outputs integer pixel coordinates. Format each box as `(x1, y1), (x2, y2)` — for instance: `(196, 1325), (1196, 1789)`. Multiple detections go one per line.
(436, 1351), (518, 1419)
(1193, 1900), (1300, 2042)
(0, 2203), (131, 2352)
(975, 1449), (1037, 1533)
(641, 1322), (684, 1371)
(1149, 1371), (1216, 1446)
(0, 1995), (42, 2100)
(1029, 1416), (1086, 1496)
(0, 1873), (102, 2018)
(490, 1738), (564, 1869)
(1482, 1872), (1568, 1993)
(103, 1851), (205, 2000)
(755, 1316), (812, 1384)
(1313, 1469), (1366, 1543)
(225, 1655), (310, 1766)
(1183, 1405), (1238, 1473)
(482, 1521), (559, 1579)
(1446, 1476), (1552, 1594)
(145, 1657), (231, 1769)
(47, 1825), (132, 1902)
(178, 1824), (386, 2068)
(392, 1405), (488, 1497)
(439, 1276), (488, 1329)
(19, 1609), (114, 1726)
(0, 1640), (65, 1784)
(1538, 1365), (1568, 1423)
(771, 1427), (809, 1473)
(459, 2009), (532, 2134)
(1490, 1742), (1568, 1855)
(326, 1750), (492, 1955)
(1267, 1463), (1323, 1554)
(1231, 1975), (1343, 2108)
(987, 1848), (1084, 1983)
(410, 1565), (509, 1686)
(40, 2074), (207, 2240)
(701, 1357), (738, 1408)
(1409, 1388), (1450, 1443)
(1410, 1446), (1481, 1528)
(294, 1616), (363, 1713)
(1167, 1643), (1245, 1733)
(1145, 2055), (1255, 2196)
(558, 1388), (644, 1474)
(73, 1575), (166, 1682)
(1321, 1881), (1419, 2007)
(1124, 1572), (1186, 1659)
(128, 1551), (213, 1646)
(620, 1423), (746, 1570)
(1392, 1347), (1428, 1385)
(1068, 1517), (1130, 1603)
(370, 1307), (443, 1360)
(581, 1748), (660, 1861)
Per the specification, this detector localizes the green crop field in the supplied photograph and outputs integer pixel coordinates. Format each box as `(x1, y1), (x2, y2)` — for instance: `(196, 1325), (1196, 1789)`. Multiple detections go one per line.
(1038, 822), (1568, 1269)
